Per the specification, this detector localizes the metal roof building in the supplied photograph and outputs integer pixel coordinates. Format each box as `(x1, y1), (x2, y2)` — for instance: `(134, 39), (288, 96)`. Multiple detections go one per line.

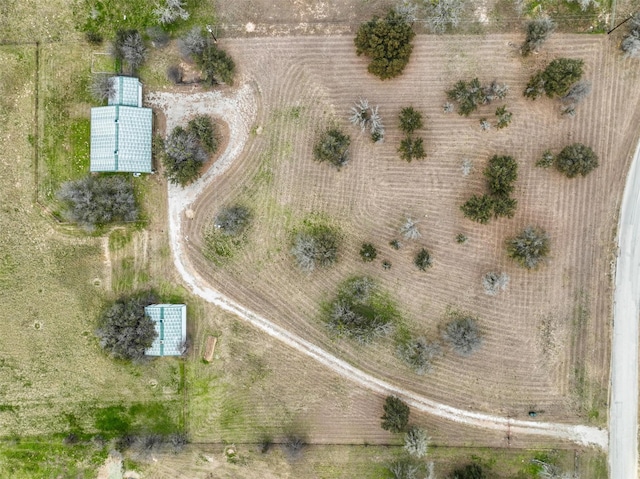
(90, 76), (152, 173)
(144, 304), (187, 357)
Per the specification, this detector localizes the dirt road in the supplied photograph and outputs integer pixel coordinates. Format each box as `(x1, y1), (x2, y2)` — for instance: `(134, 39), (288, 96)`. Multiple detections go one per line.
(150, 84), (608, 450)
(609, 139), (640, 479)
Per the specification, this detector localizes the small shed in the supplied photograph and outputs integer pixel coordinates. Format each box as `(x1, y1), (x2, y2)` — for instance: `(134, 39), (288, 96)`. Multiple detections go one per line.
(90, 76), (152, 173)
(144, 304), (187, 357)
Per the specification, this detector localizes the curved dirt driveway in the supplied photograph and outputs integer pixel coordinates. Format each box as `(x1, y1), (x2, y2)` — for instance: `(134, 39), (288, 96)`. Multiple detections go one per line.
(148, 83), (608, 450)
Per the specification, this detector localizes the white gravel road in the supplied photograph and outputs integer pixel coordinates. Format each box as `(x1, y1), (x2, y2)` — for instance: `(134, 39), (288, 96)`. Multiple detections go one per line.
(609, 139), (640, 479)
(149, 84), (609, 450)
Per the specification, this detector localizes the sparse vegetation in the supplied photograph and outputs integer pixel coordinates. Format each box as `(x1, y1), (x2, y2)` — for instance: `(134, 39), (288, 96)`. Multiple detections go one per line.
(57, 175), (138, 230)
(291, 219), (341, 272)
(95, 292), (158, 361)
(404, 426), (429, 458)
(397, 337), (441, 374)
(381, 395), (410, 433)
(524, 58), (584, 100)
(354, 10), (416, 79)
(414, 248), (433, 271)
(479, 118), (491, 131)
(521, 18), (555, 56)
(446, 78), (508, 116)
(313, 127), (351, 169)
(324, 276), (399, 343)
(507, 226), (550, 269)
(425, 0), (466, 34)
(443, 314), (482, 356)
(495, 105), (512, 129)
(360, 242), (378, 262)
(482, 272), (509, 296)
(554, 143), (599, 178)
(456, 233), (468, 244)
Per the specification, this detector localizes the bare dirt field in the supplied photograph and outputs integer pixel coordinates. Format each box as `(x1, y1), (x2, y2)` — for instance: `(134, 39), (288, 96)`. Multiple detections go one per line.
(174, 33), (640, 429)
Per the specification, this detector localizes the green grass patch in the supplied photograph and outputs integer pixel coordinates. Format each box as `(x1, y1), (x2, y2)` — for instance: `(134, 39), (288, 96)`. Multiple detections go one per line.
(109, 229), (133, 251)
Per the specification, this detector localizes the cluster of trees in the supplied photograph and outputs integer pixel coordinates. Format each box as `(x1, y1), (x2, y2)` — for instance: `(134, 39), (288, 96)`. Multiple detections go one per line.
(461, 154), (518, 224)
(354, 10), (416, 80)
(398, 107), (426, 162)
(537, 143), (599, 177)
(95, 292), (158, 361)
(622, 13), (640, 58)
(159, 115), (219, 186)
(349, 98), (384, 142)
(57, 175), (138, 230)
(203, 204), (252, 265)
(177, 27), (236, 86)
(521, 17), (555, 56)
(324, 276), (399, 343)
(507, 226), (550, 269)
(524, 58), (584, 100)
(291, 219), (341, 272)
(313, 127), (351, 169)
(446, 78), (508, 116)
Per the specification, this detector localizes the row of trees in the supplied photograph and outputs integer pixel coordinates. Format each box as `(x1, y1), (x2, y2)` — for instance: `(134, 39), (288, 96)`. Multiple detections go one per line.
(398, 107), (427, 162)
(446, 78), (509, 116)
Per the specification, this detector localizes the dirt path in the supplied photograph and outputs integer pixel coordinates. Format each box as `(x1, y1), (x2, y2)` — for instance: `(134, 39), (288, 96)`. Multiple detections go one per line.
(609, 138), (640, 478)
(148, 82), (608, 450)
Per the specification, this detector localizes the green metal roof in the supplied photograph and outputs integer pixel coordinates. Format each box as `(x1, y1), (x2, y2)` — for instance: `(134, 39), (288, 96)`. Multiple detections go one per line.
(145, 304), (187, 357)
(109, 76), (142, 107)
(90, 105), (152, 173)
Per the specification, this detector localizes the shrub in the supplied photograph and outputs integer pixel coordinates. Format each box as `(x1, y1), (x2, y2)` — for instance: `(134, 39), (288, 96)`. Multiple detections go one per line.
(414, 248), (432, 271)
(404, 426), (429, 458)
(398, 136), (426, 162)
(506, 226), (550, 269)
(446, 78), (507, 116)
(622, 14), (640, 58)
(479, 118), (491, 131)
(524, 58), (584, 99)
(197, 43), (236, 86)
(443, 315), (482, 356)
(456, 233), (467, 244)
(89, 75), (115, 102)
(495, 105), (512, 129)
(390, 239), (402, 250)
(96, 292), (158, 361)
(57, 175), (138, 229)
(481, 272), (509, 296)
(214, 205), (251, 236)
(167, 65), (183, 84)
(291, 220), (341, 272)
(313, 128), (351, 169)
(359, 243), (377, 262)
(554, 143), (598, 178)
(325, 276), (398, 343)
(178, 27), (207, 59)
(399, 107), (423, 134)
(85, 30), (103, 45)
(521, 17), (555, 56)
(400, 217), (421, 240)
(448, 462), (487, 479)
(484, 155), (518, 197)
(354, 10), (415, 80)
(566, 0), (599, 11)
(426, 0), (466, 34)
(283, 435), (306, 461)
(154, 0), (189, 25)
(536, 150), (554, 168)
(111, 29), (147, 74)
(397, 337), (441, 374)
(381, 396), (410, 433)
(460, 194), (495, 224)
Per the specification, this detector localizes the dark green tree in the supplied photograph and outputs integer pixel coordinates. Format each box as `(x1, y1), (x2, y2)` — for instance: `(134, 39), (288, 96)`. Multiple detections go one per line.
(554, 143), (598, 178)
(414, 248), (432, 271)
(460, 194), (495, 224)
(381, 396), (410, 433)
(506, 226), (550, 269)
(399, 107), (423, 134)
(187, 115), (219, 153)
(313, 128), (351, 169)
(446, 78), (483, 116)
(495, 105), (512, 129)
(359, 243), (378, 262)
(354, 10), (416, 80)
(398, 137), (426, 162)
(196, 43), (236, 86)
(492, 196), (517, 218)
(96, 292), (158, 361)
(484, 155), (518, 197)
(524, 58), (584, 99)
(448, 462), (487, 479)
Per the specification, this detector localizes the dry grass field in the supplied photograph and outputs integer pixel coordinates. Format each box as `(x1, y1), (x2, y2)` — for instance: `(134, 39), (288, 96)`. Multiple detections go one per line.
(181, 33), (640, 430)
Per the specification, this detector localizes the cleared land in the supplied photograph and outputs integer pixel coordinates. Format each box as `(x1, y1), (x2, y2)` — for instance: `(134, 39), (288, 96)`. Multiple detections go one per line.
(178, 34), (640, 428)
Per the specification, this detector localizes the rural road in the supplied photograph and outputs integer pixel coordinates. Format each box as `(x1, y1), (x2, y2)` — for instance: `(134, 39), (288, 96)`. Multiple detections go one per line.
(150, 85), (609, 450)
(609, 139), (640, 479)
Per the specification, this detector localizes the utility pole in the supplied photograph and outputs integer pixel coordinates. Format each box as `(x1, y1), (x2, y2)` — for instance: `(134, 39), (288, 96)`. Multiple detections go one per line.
(206, 25), (218, 43)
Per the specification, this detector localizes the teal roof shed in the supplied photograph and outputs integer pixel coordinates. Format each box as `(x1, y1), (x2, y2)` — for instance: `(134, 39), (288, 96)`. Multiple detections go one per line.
(144, 304), (187, 357)
(90, 76), (152, 173)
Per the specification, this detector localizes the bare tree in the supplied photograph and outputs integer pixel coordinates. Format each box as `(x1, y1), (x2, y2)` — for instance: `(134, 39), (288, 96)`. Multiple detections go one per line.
(395, 1), (419, 23)
(425, 0), (466, 34)
(404, 426), (429, 458)
(400, 217), (421, 240)
(349, 98), (384, 142)
(443, 315), (482, 356)
(154, 0), (190, 25)
(389, 459), (420, 479)
(482, 272), (509, 296)
(521, 17), (555, 56)
(112, 30), (147, 73)
(622, 14), (640, 58)
(397, 337), (441, 374)
(89, 75), (115, 102)
(178, 26), (207, 59)
(461, 158), (473, 176)
(560, 80), (591, 116)
(282, 435), (306, 461)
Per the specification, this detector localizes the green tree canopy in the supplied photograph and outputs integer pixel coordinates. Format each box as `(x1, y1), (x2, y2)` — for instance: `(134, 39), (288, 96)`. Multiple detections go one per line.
(524, 58), (584, 99)
(381, 396), (410, 433)
(484, 155), (518, 197)
(399, 107), (423, 134)
(554, 143), (598, 178)
(354, 10), (416, 80)
(506, 226), (550, 269)
(460, 194), (495, 224)
(313, 128), (351, 169)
